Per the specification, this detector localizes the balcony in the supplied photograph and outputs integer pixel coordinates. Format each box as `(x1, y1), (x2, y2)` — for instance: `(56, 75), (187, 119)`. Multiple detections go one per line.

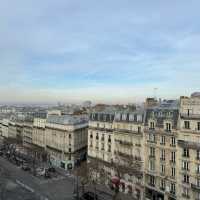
(148, 183), (156, 188)
(89, 126), (113, 132)
(160, 187), (165, 191)
(115, 139), (133, 146)
(191, 183), (200, 191)
(114, 128), (142, 135)
(178, 140), (200, 150)
(182, 193), (190, 199)
(114, 151), (133, 159)
(170, 160), (176, 165)
(149, 155), (155, 159)
(147, 139), (157, 144)
(160, 158), (165, 162)
(180, 113), (200, 120)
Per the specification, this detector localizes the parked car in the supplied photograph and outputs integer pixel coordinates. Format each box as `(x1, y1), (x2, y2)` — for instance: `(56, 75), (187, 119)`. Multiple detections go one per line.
(81, 192), (98, 200)
(48, 166), (56, 173)
(44, 169), (51, 178)
(21, 162), (31, 171)
(36, 168), (45, 176)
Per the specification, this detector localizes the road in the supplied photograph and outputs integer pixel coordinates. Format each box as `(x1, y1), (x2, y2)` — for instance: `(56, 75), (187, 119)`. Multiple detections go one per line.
(0, 156), (134, 200)
(0, 156), (75, 200)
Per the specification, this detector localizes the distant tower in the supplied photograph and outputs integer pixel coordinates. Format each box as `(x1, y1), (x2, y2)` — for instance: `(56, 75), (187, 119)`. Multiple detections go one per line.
(154, 88), (158, 100)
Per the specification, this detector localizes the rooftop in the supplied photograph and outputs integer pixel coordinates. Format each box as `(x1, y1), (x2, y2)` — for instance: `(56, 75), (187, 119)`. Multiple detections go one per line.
(47, 114), (88, 125)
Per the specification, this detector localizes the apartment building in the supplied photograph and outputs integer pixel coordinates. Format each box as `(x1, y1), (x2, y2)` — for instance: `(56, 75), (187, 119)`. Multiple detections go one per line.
(177, 93), (200, 200)
(23, 121), (33, 148)
(8, 121), (17, 139)
(1, 119), (9, 138)
(113, 111), (145, 199)
(88, 111), (115, 163)
(45, 115), (88, 170)
(32, 118), (46, 149)
(144, 102), (179, 200)
(88, 110), (144, 199)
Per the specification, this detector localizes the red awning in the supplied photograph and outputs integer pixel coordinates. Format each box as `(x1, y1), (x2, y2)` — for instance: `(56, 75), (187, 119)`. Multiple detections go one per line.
(111, 176), (120, 185)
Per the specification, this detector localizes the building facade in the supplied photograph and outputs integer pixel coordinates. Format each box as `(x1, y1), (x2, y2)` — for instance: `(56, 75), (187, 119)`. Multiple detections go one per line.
(177, 94), (200, 200)
(32, 118), (46, 149)
(88, 110), (145, 199)
(45, 115), (88, 169)
(144, 105), (179, 200)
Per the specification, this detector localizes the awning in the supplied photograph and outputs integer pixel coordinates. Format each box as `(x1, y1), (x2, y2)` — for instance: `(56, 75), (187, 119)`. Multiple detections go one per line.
(111, 176), (120, 185)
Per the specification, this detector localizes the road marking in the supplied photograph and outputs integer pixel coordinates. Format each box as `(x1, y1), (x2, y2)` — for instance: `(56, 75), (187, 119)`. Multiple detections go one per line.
(16, 179), (34, 193)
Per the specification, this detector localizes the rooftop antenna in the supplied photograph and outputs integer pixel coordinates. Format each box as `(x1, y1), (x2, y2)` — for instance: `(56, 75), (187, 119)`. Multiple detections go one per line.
(154, 88), (158, 100)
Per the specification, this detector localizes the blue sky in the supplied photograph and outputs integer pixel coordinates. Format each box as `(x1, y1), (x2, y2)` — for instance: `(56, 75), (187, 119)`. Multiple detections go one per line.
(0, 0), (200, 103)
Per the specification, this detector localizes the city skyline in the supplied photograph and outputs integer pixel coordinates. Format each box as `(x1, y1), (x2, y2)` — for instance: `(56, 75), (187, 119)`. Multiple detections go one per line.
(1, 0), (200, 103)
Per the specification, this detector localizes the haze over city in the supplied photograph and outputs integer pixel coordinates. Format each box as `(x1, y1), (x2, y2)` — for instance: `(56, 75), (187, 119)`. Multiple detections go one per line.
(1, 0), (200, 104)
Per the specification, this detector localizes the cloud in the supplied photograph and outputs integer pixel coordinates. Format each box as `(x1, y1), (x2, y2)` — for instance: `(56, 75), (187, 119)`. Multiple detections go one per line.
(0, 0), (200, 103)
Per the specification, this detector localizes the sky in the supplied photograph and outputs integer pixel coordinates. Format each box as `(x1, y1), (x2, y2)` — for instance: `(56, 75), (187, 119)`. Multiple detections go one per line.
(0, 0), (200, 104)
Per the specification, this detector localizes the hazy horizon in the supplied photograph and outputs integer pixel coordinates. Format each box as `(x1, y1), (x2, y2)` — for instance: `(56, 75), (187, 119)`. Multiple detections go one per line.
(1, 0), (200, 103)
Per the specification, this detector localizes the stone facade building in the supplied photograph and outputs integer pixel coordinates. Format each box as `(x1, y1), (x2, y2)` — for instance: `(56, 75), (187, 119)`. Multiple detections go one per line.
(144, 103), (179, 200)
(177, 94), (200, 200)
(88, 110), (145, 199)
(45, 115), (88, 169)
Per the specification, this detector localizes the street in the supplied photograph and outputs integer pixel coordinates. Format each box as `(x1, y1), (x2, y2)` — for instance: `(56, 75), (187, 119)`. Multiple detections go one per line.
(0, 156), (75, 200)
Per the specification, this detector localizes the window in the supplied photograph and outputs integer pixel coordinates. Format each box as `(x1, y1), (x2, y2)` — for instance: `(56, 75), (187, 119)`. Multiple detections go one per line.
(149, 176), (155, 186)
(183, 174), (189, 183)
(108, 135), (111, 143)
(170, 183), (176, 194)
(171, 152), (176, 163)
(149, 133), (155, 142)
(184, 121), (190, 129)
(198, 122), (200, 131)
(160, 179), (165, 191)
(96, 133), (99, 140)
(197, 178), (200, 187)
(183, 148), (189, 157)
(150, 147), (155, 157)
(160, 136), (165, 145)
(197, 192), (200, 200)
(197, 164), (200, 174)
(90, 134), (93, 139)
(182, 161), (189, 171)
(149, 160), (155, 171)
(166, 123), (171, 131)
(150, 121), (155, 129)
(160, 149), (165, 161)
(69, 134), (71, 139)
(182, 187), (189, 198)
(138, 126), (141, 133)
(68, 148), (71, 153)
(108, 144), (111, 152)
(101, 143), (104, 150)
(160, 164), (165, 175)
(171, 167), (176, 178)
(197, 150), (200, 160)
(171, 136), (176, 147)
(101, 134), (104, 141)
